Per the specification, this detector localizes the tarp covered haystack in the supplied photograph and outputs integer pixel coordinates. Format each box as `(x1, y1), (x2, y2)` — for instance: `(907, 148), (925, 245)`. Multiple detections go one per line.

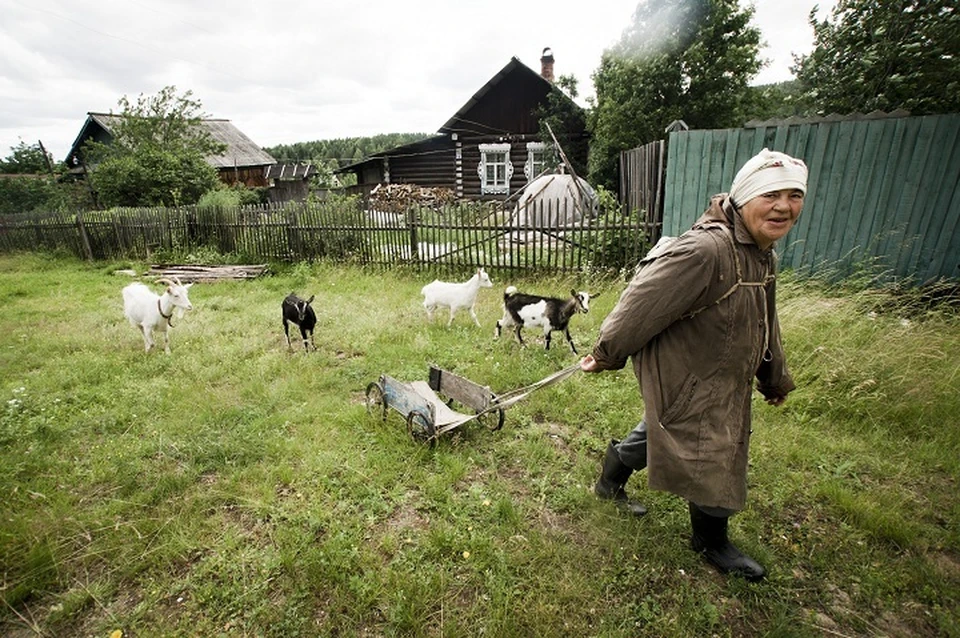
(513, 173), (598, 228)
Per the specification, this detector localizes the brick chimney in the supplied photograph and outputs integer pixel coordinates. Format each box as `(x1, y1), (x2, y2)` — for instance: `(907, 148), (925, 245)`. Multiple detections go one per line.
(540, 47), (554, 82)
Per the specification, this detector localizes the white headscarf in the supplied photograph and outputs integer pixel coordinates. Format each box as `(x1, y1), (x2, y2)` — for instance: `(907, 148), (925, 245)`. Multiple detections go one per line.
(729, 148), (808, 207)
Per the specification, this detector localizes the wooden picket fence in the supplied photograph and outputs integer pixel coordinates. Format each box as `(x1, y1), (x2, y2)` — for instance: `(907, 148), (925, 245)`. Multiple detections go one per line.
(0, 198), (650, 275)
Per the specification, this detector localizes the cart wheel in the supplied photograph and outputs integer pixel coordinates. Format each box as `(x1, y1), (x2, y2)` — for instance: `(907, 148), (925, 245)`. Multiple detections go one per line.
(365, 382), (387, 420)
(477, 407), (505, 432)
(406, 410), (436, 446)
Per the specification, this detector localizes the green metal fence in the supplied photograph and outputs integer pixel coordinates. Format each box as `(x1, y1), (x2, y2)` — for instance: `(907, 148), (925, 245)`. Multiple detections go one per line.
(663, 114), (960, 283)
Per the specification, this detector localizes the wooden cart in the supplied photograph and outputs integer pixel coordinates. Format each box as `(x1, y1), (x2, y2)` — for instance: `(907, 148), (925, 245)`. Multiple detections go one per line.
(365, 365), (505, 445)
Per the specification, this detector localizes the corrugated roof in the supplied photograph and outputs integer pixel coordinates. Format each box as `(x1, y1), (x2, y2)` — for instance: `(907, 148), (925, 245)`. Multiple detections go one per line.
(266, 162), (318, 180)
(69, 113), (275, 168)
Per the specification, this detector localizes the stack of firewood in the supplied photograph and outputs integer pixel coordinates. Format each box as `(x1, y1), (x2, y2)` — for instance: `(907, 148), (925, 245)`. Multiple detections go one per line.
(369, 184), (457, 212)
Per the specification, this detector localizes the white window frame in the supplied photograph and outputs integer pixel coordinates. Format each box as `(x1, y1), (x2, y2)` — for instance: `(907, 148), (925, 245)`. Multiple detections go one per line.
(478, 143), (513, 195)
(524, 142), (550, 181)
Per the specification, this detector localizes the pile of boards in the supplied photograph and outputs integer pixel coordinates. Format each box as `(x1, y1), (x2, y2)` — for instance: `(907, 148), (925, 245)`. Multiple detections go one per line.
(145, 264), (268, 283)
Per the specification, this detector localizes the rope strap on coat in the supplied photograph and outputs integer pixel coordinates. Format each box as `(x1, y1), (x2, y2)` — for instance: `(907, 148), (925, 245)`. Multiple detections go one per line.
(680, 223), (775, 320)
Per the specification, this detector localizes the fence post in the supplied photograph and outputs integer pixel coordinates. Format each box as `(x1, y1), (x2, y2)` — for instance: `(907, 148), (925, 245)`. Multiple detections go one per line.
(75, 212), (94, 261)
(408, 207), (419, 263)
(165, 208), (173, 253)
(287, 205), (303, 259)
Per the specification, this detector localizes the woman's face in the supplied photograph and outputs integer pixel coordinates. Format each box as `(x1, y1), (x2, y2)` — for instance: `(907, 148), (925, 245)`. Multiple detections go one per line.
(739, 189), (805, 250)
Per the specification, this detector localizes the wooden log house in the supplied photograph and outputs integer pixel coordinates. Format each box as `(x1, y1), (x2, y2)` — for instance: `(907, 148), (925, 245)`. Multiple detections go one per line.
(340, 48), (589, 202)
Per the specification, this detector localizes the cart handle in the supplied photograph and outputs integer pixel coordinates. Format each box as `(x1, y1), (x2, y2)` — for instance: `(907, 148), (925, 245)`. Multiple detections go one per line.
(433, 363), (582, 437)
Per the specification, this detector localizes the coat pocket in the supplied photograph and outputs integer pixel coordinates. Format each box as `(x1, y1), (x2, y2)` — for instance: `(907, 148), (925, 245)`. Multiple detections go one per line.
(659, 374), (700, 426)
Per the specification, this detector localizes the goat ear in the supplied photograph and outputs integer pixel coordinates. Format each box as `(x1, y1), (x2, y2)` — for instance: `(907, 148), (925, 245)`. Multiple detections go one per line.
(590, 291), (599, 299)
(306, 295), (315, 304)
(571, 288), (578, 297)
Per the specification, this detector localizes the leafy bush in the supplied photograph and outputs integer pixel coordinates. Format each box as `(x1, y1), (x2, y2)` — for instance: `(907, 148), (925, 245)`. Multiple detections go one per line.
(197, 184), (263, 209)
(0, 176), (65, 215)
(584, 185), (650, 273)
(90, 148), (219, 208)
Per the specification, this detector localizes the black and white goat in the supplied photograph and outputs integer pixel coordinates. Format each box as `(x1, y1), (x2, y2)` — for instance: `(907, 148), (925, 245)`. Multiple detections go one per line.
(495, 286), (595, 354)
(282, 293), (317, 351)
(122, 277), (194, 354)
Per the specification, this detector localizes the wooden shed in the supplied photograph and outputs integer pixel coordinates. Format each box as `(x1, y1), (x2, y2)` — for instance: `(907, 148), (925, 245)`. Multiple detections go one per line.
(266, 162), (319, 203)
(340, 48), (588, 203)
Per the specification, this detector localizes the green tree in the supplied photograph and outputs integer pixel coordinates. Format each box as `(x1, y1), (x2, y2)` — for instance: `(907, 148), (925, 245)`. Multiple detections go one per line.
(747, 80), (817, 122)
(793, 0), (960, 116)
(265, 133), (430, 189)
(0, 141), (91, 214)
(589, 0), (762, 190)
(0, 140), (53, 174)
(535, 74), (589, 177)
(265, 133), (431, 170)
(0, 177), (60, 215)
(86, 86), (225, 207)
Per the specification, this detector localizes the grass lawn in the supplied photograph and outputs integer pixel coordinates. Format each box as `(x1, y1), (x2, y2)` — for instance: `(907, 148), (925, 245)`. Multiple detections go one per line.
(0, 252), (957, 637)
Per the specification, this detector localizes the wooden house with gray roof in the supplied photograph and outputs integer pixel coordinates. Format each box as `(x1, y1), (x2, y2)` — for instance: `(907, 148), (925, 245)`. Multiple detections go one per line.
(65, 112), (277, 188)
(339, 48), (588, 202)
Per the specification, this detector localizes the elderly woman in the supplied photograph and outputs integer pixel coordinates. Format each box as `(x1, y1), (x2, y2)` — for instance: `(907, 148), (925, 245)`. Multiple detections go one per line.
(580, 149), (808, 581)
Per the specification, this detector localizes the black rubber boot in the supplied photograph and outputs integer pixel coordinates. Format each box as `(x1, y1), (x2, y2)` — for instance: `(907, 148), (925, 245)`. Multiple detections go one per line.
(594, 440), (647, 517)
(689, 502), (766, 581)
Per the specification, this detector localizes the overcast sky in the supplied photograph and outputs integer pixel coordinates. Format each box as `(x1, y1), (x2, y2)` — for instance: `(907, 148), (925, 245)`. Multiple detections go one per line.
(1, 0), (836, 163)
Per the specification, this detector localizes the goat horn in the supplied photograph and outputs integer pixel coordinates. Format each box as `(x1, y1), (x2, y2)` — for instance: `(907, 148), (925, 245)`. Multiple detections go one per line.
(171, 275), (183, 287)
(157, 277), (174, 287)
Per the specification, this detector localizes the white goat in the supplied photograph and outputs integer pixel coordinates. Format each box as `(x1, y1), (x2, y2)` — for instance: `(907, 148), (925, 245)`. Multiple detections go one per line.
(122, 277), (194, 354)
(421, 267), (493, 327)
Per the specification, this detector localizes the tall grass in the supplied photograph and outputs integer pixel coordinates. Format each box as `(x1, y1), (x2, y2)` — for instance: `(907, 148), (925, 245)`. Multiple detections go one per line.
(0, 253), (957, 637)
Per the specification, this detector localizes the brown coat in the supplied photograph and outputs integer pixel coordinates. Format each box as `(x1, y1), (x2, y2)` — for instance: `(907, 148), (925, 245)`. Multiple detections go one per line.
(591, 195), (795, 510)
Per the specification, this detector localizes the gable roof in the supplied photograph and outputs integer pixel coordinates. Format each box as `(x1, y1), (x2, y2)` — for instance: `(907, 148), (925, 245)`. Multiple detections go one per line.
(66, 112), (276, 169)
(439, 56), (555, 135)
(339, 56), (584, 176)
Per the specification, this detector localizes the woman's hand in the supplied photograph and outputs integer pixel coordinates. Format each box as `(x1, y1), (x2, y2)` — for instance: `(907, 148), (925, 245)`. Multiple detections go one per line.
(580, 354), (600, 373)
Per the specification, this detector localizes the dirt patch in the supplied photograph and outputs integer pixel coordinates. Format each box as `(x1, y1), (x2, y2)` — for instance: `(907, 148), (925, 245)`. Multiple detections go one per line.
(382, 497), (430, 535)
(538, 421), (572, 450)
(218, 503), (278, 544)
(349, 390), (371, 406)
(876, 608), (928, 637)
(931, 550), (960, 579)
(493, 459), (532, 499)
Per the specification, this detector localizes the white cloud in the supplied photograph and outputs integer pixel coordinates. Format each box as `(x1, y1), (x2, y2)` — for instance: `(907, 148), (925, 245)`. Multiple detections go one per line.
(0, 0), (835, 162)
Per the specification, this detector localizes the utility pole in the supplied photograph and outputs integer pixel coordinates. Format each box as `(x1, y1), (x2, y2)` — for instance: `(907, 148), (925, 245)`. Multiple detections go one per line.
(37, 140), (55, 174)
